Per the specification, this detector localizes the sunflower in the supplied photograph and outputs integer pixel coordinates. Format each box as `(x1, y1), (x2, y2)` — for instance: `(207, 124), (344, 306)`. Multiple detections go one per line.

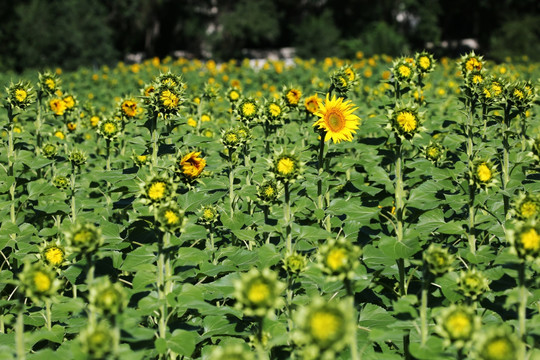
(509, 220), (540, 259)
(179, 151), (206, 179)
(155, 203), (185, 233)
(89, 277), (127, 316)
(284, 87), (302, 107)
(313, 94), (360, 144)
(304, 94), (320, 115)
(66, 223), (103, 255)
(19, 262), (60, 303)
(424, 244), (454, 275)
(435, 305), (479, 348)
(234, 268), (285, 317)
(120, 99), (138, 118)
(49, 98), (67, 116)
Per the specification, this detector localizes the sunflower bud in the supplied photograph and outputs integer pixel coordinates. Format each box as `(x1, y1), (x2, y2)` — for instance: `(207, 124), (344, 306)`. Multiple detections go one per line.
(435, 304), (478, 348)
(89, 277), (127, 316)
(66, 223), (103, 255)
(474, 326), (522, 360)
(234, 268), (285, 317)
(283, 251), (308, 275)
(68, 149), (87, 167)
(19, 262), (60, 303)
(42, 143), (58, 159)
(457, 268), (490, 300)
(424, 244), (454, 276)
(283, 86), (302, 108)
(198, 204), (219, 226)
(6, 80), (35, 111)
(155, 203), (185, 233)
(79, 321), (116, 359)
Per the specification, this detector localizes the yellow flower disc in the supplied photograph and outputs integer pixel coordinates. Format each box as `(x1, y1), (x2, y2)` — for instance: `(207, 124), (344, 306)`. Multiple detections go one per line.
(164, 210), (180, 225)
(15, 89), (27, 102)
(121, 100), (137, 117)
(277, 157), (295, 176)
(484, 337), (514, 360)
(180, 152), (206, 179)
(520, 201), (537, 219)
(477, 163), (492, 183)
(242, 102), (256, 117)
(286, 89), (301, 105)
(520, 228), (540, 252)
(444, 312), (472, 340)
(309, 310), (340, 343)
(398, 65), (412, 78)
(418, 56), (431, 70)
(396, 111), (417, 133)
(247, 281), (270, 305)
(326, 248), (347, 272)
(33, 271), (52, 293)
(44, 247), (64, 267)
(269, 103), (281, 117)
(160, 89), (179, 109)
(148, 181), (167, 201)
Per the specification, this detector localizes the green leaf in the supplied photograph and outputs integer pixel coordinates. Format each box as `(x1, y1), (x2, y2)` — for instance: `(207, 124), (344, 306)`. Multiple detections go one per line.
(168, 330), (199, 356)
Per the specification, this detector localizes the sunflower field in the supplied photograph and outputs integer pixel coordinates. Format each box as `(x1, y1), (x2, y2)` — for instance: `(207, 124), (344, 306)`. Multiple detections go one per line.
(0, 52), (539, 360)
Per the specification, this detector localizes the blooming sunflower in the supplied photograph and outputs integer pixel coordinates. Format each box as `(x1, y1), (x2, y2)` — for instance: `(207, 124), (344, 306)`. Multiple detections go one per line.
(472, 160), (498, 189)
(415, 51), (436, 74)
(40, 241), (67, 268)
(237, 98), (259, 123)
(313, 94), (360, 143)
(49, 98), (67, 116)
(272, 153), (302, 182)
(120, 99), (138, 119)
(304, 94), (321, 115)
(179, 151), (206, 180)
(284, 87), (302, 107)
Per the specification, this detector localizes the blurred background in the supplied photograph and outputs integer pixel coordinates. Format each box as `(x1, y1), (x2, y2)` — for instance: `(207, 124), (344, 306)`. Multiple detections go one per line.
(1, 0), (539, 72)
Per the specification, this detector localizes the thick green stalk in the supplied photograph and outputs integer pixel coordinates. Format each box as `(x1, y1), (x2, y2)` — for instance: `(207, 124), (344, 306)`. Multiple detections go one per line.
(466, 97), (477, 254)
(7, 107), (16, 224)
(45, 299), (52, 331)
(70, 165), (77, 223)
(501, 104), (511, 219)
(35, 95), (43, 155)
(106, 139), (111, 171)
(157, 242), (167, 340)
(517, 262), (527, 341)
(16, 305), (25, 360)
(151, 116), (159, 167)
(345, 279), (359, 360)
(420, 267), (429, 346)
(284, 182), (292, 253)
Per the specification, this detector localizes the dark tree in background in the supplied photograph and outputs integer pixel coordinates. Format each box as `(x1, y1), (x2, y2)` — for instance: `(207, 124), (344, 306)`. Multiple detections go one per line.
(0, 0), (538, 71)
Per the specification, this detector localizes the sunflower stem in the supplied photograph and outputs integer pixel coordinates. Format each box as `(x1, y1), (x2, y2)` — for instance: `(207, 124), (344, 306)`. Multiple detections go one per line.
(45, 299), (52, 331)
(468, 185), (477, 254)
(7, 107), (17, 225)
(70, 164), (77, 223)
(345, 278), (359, 360)
(255, 317), (268, 360)
(157, 240), (168, 340)
(106, 139), (111, 171)
(228, 155), (236, 218)
(151, 116), (159, 168)
(465, 96), (477, 254)
(16, 303), (25, 360)
(35, 95), (43, 156)
(420, 265), (430, 346)
(517, 261), (527, 341)
(501, 104), (511, 220)
(284, 182), (292, 253)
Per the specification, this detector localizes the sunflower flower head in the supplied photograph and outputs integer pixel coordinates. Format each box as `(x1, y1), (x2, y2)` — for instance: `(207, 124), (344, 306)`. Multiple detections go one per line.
(41, 143), (58, 159)
(264, 99), (286, 125)
(227, 88), (241, 103)
(120, 98), (139, 119)
(389, 103), (423, 140)
(474, 326), (522, 360)
(317, 236), (362, 280)
(89, 277), (127, 316)
(198, 204), (220, 226)
(38, 72), (61, 97)
(304, 93), (321, 115)
(39, 241), (67, 268)
(178, 151), (206, 181)
(424, 244), (454, 276)
(435, 304), (479, 348)
(391, 57), (416, 84)
(140, 175), (175, 207)
(155, 203), (186, 233)
(283, 251), (308, 275)
(459, 51), (484, 75)
(510, 192), (540, 221)
(271, 152), (302, 183)
(66, 223), (103, 255)
(415, 51), (436, 75)
(257, 179), (281, 205)
(68, 149), (87, 167)
(221, 129), (242, 150)
(147, 72), (185, 117)
(202, 81), (220, 100)
(293, 297), (353, 359)
(457, 268), (490, 300)
(471, 160), (498, 189)
(6, 80), (35, 111)
(505, 80), (536, 112)
(236, 97), (259, 124)
(52, 175), (70, 190)
(234, 268), (286, 317)
(283, 86), (302, 107)
(313, 94), (360, 144)
(79, 321), (117, 360)
(49, 97), (67, 116)
(508, 219), (540, 260)
(19, 262), (60, 303)
(425, 142), (446, 164)
(330, 66), (357, 96)
(97, 118), (122, 140)
(132, 153), (149, 167)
